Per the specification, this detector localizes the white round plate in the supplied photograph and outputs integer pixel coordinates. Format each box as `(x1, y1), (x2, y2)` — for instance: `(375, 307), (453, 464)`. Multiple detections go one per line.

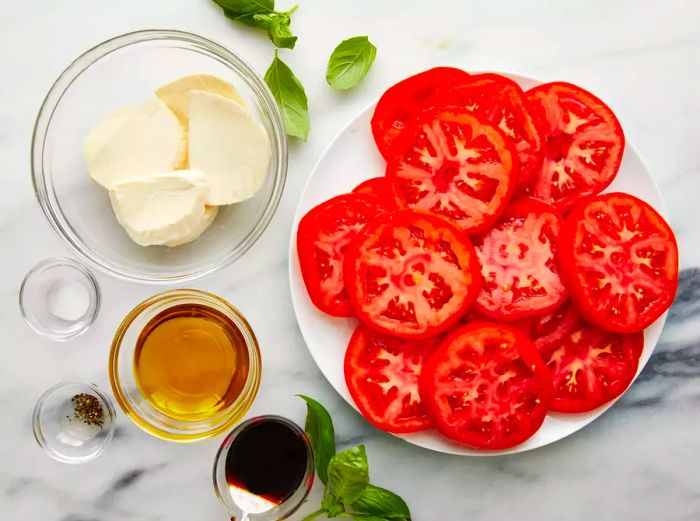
(289, 72), (668, 455)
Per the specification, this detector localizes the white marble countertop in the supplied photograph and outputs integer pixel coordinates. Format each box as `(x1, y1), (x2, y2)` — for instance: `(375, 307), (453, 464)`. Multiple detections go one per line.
(2, 1), (699, 519)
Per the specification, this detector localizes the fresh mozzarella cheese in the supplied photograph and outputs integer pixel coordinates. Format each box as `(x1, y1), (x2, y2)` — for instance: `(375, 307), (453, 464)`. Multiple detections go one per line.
(188, 90), (271, 206)
(108, 170), (214, 247)
(82, 107), (134, 165)
(167, 205), (219, 247)
(84, 97), (186, 189)
(156, 74), (245, 125)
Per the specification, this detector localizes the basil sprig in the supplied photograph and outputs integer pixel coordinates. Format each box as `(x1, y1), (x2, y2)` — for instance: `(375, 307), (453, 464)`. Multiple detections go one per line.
(297, 396), (411, 521)
(213, 0), (298, 49)
(326, 36), (377, 90)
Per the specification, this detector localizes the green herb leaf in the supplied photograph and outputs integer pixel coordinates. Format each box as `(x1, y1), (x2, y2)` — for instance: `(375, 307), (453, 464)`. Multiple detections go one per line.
(252, 12), (297, 49)
(264, 50), (309, 140)
(223, 10), (268, 27)
(351, 484), (411, 520)
(264, 50), (309, 139)
(213, 0), (274, 16)
(327, 445), (369, 503)
(326, 36), (377, 90)
(322, 490), (346, 517)
(298, 395), (335, 483)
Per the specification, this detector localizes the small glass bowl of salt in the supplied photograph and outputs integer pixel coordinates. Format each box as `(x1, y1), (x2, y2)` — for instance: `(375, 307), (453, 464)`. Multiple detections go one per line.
(20, 257), (100, 341)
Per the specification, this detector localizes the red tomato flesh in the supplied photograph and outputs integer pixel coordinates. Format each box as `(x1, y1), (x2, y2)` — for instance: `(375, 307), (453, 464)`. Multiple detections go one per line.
(514, 301), (581, 353)
(433, 73), (544, 191)
(474, 197), (567, 321)
(387, 107), (518, 234)
(352, 177), (403, 211)
(344, 324), (439, 433)
(297, 193), (386, 317)
(560, 192), (679, 333)
(344, 210), (481, 339)
(526, 82), (625, 212)
(540, 319), (643, 413)
(371, 67), (471, 160)
(420, 322), (553, 449)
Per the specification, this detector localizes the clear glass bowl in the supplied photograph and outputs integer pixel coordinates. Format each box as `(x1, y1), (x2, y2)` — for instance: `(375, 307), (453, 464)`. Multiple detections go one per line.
(109, 289), (261, 442)
(33, 382), (116, 464)
(20, 257), (100, 341)
(213, 416), (315, 521)
(31, 30), (287, 284)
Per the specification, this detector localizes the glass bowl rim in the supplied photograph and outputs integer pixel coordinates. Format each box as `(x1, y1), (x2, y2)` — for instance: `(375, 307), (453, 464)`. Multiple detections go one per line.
(32, 381), (117, 464)
(31, 29), (288, 284)
(109, 288), (262, 442)
(19, 256), (101, 341)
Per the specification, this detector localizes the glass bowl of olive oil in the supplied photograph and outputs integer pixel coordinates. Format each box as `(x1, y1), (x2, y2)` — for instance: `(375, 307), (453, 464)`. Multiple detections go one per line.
(109, 289), (261, 442)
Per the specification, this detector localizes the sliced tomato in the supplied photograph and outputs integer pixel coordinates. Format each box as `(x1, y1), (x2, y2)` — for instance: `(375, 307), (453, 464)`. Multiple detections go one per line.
(560, 192), (679, 333)
(297, 193), (386, 317)
(344, 324), (439, 433)
(344, 210), (480, 339)
(387, 107), (518, 234)
(525, 82), (625, 212)
(474, 197), (567, 321)
(540, 320), (643, 412)
(431, 73), (544, 191)
(420, 322), (552, 449)
(514, 301), (581, 353)
(352, 177), (403, 210)
(371, 67), (471, 160)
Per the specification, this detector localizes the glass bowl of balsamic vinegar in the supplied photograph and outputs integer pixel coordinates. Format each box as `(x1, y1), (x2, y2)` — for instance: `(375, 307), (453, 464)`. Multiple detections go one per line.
(213, 416), (315, 521)
(109, 289), (261, 442)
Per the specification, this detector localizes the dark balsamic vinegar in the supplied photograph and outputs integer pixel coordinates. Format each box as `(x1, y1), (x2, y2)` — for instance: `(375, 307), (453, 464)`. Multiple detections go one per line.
(225, 417), (309, 508)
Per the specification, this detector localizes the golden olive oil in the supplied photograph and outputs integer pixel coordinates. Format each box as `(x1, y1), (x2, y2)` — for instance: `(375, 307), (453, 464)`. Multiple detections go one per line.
(133, 303), (249, 420)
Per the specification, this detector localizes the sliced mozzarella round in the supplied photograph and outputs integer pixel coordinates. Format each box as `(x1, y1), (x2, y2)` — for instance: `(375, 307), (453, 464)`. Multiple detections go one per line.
(84, 97), (186, 189)
(156, 74), (244, 125)
(188, 90), (271, 206)
(108, 170), (212, 247)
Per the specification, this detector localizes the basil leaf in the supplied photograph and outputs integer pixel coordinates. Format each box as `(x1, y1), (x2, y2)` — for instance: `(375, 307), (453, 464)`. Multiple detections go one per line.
(351, 484), (411, 520)
(298, 395), (335, 483)
(212, 0), (274, 16)
(326, 36), (377, 90)
(352, 516), (392, 521)
(322, 490), (345, 517)
(327, 445), (369, 503)
(252, 13), (297, 49)
(265, 51), (309, 140)
(223, 10), (268, 28)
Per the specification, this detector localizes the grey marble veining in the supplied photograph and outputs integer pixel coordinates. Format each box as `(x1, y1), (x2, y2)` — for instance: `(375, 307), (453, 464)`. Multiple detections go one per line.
(1, 1), (699, 520)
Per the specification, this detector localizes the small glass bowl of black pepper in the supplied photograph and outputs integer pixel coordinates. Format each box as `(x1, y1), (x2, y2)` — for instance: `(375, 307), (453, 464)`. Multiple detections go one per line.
(33, 382), (116, 464)
(213, 416), (314, 521)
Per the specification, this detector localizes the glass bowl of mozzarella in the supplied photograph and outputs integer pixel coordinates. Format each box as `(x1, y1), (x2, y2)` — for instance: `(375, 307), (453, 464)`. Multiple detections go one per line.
(32, 30), (287, 283)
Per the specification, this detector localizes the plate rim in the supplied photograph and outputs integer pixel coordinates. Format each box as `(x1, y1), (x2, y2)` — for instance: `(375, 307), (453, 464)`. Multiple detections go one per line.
(288, 70), (668, 456)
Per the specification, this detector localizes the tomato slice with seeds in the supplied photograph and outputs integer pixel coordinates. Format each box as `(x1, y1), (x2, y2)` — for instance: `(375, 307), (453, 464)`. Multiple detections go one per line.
(432, 73), (544, 191)
(560, 192), (679, 333)
(525, 82), (624, 212)
(352, 177), (403, 211)
(387, 107), (518, 234)
(371, 67), (471, 160)
(514, 301), (581, 353)
(474, 197), (567, 321)
(420, 322), (552, 449)
(344, 210), (480, 339)
(540, 320), (643, 413)
(344, 324), (439, 433)
(297, 193), (386, 317)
